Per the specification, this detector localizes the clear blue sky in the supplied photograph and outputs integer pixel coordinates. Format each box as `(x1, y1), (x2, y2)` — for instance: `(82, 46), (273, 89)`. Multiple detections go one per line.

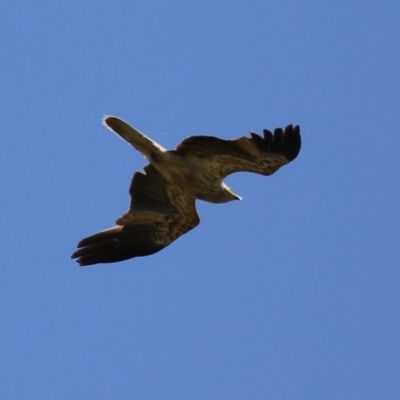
(1, 1), (399, 399)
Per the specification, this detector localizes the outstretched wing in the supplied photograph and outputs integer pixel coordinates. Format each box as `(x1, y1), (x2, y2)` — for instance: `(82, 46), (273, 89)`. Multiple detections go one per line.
(175, 125), (301, 178)
(71, 165), (200, 266)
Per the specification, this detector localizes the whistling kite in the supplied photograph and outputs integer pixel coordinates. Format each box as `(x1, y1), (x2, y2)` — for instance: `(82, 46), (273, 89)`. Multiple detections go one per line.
(72, 116), (301, 266)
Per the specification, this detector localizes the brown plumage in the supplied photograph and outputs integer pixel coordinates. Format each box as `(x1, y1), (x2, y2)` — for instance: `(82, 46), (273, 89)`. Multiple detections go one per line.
(72, 116), (301, 266)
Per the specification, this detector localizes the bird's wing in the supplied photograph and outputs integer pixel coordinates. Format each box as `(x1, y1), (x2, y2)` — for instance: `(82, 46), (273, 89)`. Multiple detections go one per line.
(71, 165), (199, 266)
(175, 125), (301, 178)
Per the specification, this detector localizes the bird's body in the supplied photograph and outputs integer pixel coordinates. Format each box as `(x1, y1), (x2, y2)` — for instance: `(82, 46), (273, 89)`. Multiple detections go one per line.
(72, 116), (301, 266)
(108, 118), (240, 203)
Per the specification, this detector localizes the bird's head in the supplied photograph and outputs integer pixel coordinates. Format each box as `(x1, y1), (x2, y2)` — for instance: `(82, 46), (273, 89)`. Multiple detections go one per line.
(219, 183), (242, 203)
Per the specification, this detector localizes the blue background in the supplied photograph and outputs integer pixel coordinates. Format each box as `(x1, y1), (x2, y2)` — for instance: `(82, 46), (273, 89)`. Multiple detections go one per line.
(2, 1), (399, 398)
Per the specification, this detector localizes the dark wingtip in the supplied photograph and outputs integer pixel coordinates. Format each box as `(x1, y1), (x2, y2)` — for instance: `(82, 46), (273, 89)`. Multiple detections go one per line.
(259, 124), (301, 162)
(282, 124), (301, 162)
(71, 225), (166, 266)
(71, 247), (93, 267)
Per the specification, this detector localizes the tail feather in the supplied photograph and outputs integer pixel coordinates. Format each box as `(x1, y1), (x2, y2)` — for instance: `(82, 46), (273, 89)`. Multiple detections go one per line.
(103, 115), (166, 161)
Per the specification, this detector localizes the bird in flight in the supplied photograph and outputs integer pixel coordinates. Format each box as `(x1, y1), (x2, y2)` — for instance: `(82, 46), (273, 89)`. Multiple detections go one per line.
(72, 116), (301, 266)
